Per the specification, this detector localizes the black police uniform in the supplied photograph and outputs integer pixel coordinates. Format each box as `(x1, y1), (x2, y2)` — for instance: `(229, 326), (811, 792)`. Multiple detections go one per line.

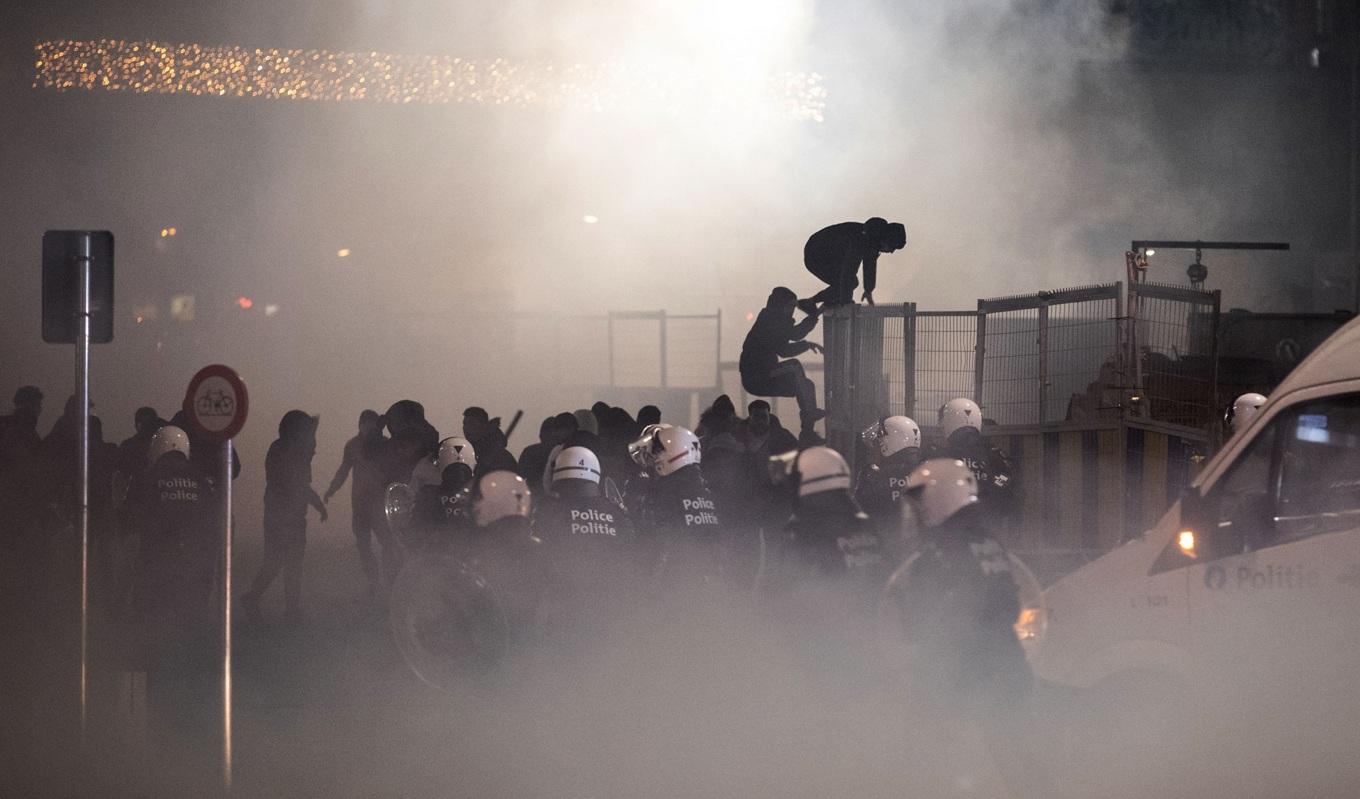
(930, 431), (1016, 523)
(854, 449), (922, 531)
(890, 504), (1029, 707)
(634, 464), (724, 580)
(773, 493), (895, 685)
(127, 452), (218, 719)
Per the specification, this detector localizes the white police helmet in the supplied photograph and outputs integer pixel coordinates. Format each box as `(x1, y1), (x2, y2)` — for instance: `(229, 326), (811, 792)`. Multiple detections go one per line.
(147, 425), (190, 465)
(650, 425), (701, 477)
(796, 446), (852, 498)
(863, 415), (922, 458)
(1228, 392), (1267, 434)
(436, 436), (477, 472)
(904, 458), (979, 528)
(938, 398), (982, 438)
(629, 423), (673, 469)
(472, 471), (532, 527)
(552, 446), (601, 485)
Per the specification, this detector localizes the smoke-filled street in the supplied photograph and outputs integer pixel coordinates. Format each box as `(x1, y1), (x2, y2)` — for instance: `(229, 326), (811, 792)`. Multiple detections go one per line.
(5, 1), (1360, 797)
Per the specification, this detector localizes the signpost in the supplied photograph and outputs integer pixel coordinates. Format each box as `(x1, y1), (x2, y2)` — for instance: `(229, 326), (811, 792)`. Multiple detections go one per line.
(42, 230), (114, 736)
(182, 365), (248, 793)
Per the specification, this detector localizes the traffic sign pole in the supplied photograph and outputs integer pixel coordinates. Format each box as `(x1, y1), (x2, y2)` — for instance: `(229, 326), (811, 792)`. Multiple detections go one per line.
(76, 232), (91, 736)
(221, 439), (234, 793)
(182, 364), (247, 795)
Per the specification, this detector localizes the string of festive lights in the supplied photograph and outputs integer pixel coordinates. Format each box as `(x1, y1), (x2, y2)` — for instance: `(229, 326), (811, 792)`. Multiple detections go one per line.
(33, 39), (826, 121)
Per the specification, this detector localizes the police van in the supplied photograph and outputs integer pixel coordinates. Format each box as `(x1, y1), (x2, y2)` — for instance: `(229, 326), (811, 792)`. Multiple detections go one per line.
(1025, 315), (1360, 702)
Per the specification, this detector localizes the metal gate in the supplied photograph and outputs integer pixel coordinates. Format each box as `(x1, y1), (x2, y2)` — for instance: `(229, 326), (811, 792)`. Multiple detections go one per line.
(1127, 281), (1221, 429)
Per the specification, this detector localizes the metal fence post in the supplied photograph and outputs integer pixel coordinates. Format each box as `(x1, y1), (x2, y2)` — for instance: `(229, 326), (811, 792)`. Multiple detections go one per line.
(1037, 300), (1049, 425)
(714, 308), (722, 392)
(904, 302), (917, 419)
(1209, 289), (1222, 416)
(973, 306), (987, 404)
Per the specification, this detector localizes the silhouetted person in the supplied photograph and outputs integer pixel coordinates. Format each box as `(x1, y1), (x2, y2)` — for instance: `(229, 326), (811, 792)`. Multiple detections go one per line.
(323, 410), (385, 592)
(241, 411), (327, 623)
(798, 217), (906, 312)
(517, 417), (561, 495)
(0, 386), (45, 517)
(740, 287), (825, 443)
(463, 406), (517, 478)
(636, 405), (661, 432)
(0, 385), (43, 457)
(741, 400), (798, 458)
(116, 407), (164, 486)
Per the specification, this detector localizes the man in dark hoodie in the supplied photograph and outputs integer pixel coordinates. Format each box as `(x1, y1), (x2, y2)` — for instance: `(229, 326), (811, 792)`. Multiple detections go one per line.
(740, 286), (825, 444)
(241, 411), (327, 623)
(798, 216), (906, 312)
(324, 409), (386, 592)
(463, 406), (518, 478)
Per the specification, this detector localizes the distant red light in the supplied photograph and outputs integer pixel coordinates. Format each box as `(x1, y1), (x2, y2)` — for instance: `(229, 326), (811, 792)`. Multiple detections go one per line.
(236, 296), (254, 309)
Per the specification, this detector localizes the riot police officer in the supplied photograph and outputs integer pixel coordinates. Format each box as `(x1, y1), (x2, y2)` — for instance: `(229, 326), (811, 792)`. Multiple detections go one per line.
(766, 446), (894, 686)
(412, 436), (477, 543)
(126, 426), (218, 736)
(627, 424), (725, 581)
(855, 415), (923, 532)
(931, 398), (1015, 524)
(531, 445), (637, 553)
(886, 458), (1051, 798)
(531, 446), (640, 632)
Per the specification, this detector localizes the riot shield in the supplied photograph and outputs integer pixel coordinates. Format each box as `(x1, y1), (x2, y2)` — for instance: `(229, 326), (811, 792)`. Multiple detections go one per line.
(388, 555), (510, 690)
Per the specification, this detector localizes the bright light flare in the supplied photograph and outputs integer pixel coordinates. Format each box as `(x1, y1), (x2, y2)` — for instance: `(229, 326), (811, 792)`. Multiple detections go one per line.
(337, 248), (351, 257)
(236, 296), (254, 310)
(1177, 529), (1197, 557)
(582, 215), (598, 224)
(32, 39), (825, 121)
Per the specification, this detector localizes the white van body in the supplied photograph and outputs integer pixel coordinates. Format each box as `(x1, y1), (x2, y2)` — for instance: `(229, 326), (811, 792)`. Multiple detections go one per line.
(1029, 315), (1360, 695)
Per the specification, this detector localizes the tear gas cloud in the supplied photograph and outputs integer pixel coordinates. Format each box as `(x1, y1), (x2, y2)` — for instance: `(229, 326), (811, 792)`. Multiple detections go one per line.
(1, 2), (1357, 794)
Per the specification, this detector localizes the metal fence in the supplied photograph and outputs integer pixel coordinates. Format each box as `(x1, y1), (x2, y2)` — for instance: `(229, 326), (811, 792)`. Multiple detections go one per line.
(606, 311), (722, 390)
(823, 284), (1123, 450)
(1129, 281), (1221, 429)
(978, 284), (1122, 426)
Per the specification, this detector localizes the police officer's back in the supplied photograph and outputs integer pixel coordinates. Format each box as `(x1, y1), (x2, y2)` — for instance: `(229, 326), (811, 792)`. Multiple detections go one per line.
(532, 446), (640, 630)
(126, 426), (218, 697)
(854, 415), (924, 533)
(930, 399), (1015, 524)
(412, 437), (478, 547)
(890, 458), (1028, 708)
(628, 425), (724, 581)
(769, 447), (894, 686)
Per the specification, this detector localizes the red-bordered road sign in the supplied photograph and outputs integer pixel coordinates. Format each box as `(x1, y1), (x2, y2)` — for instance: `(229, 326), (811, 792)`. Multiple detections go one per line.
(183, 364), (249, 441)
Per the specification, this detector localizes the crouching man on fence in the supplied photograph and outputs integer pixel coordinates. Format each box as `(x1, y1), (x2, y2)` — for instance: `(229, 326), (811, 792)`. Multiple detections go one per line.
(740, 287), (826, 446)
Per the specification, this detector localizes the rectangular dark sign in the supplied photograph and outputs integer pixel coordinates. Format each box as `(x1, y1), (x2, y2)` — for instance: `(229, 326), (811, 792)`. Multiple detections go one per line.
(42, 230), (114, 344)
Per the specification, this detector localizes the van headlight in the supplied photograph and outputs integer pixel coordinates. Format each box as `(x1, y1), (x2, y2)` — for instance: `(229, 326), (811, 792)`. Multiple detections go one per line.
(1015, 606), (1047, 644)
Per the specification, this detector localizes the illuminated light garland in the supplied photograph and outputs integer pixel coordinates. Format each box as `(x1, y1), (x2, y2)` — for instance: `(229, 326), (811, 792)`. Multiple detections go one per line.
(33, 39), (827, 121)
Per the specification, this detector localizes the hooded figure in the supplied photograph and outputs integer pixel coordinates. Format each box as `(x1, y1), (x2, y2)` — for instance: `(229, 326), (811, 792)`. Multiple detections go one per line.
(241, 411), (327, 622)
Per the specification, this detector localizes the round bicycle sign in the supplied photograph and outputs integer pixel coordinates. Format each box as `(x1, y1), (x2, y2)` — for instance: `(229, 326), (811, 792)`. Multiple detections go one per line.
(183, 364), (249, 441)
